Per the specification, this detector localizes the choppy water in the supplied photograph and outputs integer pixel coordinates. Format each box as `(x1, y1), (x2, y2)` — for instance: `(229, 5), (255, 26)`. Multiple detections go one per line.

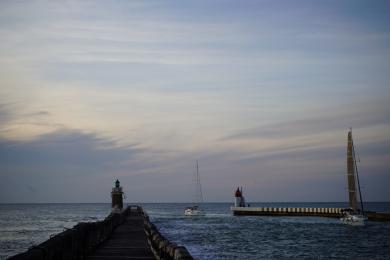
(1, 202), (390, 259)
(0, 204), (110, 260)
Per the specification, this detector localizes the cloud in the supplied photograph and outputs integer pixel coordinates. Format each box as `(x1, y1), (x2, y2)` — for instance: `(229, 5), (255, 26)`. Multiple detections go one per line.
(0, 129), (145, 202)
(0, 103), (13, 125)
(0, 128), (238, 203)
(0, 129), (142, 174)
(222, 97), (390, 141)
(0, 125), (389, 203)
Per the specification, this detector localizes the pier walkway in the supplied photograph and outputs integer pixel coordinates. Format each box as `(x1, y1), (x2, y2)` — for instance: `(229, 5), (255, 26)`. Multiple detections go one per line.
(87, 206), (154, 260)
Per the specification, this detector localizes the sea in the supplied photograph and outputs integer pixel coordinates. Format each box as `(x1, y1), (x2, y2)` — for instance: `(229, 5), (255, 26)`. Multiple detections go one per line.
(1, 202), (390, 259)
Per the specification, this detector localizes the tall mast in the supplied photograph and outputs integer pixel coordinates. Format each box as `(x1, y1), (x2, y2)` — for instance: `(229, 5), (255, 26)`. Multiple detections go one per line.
(196, 160), (203, 204)
(347, 129), (358, 212)
(352, 135), (365, 213)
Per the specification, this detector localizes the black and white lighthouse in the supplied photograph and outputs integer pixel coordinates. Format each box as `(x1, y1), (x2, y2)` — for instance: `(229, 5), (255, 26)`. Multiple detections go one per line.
(111, 179), (124, 213)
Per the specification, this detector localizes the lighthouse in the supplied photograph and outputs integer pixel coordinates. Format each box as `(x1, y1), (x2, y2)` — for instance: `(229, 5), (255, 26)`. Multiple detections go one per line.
(234, 187), (246, 207)
(111, 179), (124, 213)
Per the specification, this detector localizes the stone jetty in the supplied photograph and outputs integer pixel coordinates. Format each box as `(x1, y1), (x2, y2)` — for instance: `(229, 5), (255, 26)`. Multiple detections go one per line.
(9, 180), (193, 260)
(9, 205), (193, 260)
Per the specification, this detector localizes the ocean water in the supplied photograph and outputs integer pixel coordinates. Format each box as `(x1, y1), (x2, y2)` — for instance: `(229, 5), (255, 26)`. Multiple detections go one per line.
(0, 203), (110, 260)
(1, 202), (390, 259)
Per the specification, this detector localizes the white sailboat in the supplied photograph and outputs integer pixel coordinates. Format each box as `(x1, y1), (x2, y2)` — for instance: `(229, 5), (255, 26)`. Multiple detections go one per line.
(340, 129), (367, 226)
(184, 160), (204, 216)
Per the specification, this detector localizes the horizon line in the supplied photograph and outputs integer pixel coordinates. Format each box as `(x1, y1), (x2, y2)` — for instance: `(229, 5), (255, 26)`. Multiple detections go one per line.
(1, 201), (389, 204)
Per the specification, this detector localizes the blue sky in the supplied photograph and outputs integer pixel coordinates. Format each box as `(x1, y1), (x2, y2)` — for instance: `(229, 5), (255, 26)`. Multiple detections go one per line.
(0, 0), (389, 202)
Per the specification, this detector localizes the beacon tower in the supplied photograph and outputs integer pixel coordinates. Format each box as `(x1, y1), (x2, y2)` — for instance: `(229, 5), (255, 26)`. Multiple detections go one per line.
(111, 179), (124, 213)
(234, 187), (246, 207)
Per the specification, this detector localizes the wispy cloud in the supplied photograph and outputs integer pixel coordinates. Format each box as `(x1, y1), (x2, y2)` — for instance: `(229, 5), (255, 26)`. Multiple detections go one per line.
(222, 98), (390, 141)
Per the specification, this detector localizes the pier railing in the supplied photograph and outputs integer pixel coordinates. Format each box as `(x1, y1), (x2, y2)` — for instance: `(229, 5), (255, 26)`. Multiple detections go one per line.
(143, 211), (193, 260)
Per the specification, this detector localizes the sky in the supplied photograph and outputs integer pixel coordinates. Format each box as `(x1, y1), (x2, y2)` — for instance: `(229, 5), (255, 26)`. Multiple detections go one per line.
(0, 0), (389, 203)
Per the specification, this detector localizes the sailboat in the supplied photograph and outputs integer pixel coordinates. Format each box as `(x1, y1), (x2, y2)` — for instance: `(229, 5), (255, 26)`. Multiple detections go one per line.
(340, 129), (367, 226)
(184, 160), (204, 216)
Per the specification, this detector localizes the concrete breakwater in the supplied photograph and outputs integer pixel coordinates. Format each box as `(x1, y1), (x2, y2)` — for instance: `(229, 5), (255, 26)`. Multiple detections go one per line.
(9, 205), (192, 260)
(231, 207), (343, 218)
(231, 206), (390, 221)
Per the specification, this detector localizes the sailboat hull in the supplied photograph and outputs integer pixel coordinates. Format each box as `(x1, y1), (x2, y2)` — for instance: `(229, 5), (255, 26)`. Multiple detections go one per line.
(340, 214), (367, 226)
(184, 206), (204, 216)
